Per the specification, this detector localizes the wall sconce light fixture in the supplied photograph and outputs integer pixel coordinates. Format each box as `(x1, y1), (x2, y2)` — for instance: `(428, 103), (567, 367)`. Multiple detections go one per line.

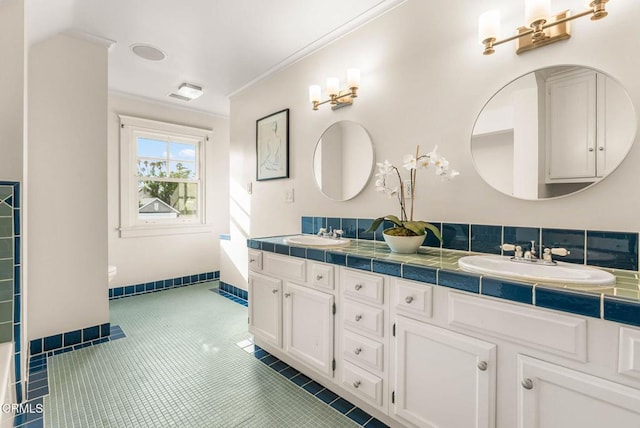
(479, 0), (610, 55)
(309, 69), (360, 110)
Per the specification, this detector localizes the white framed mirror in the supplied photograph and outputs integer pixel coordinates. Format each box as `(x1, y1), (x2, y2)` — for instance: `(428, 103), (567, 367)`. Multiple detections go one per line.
(471, 65), (637, 200)
(313, 120), (374, 201)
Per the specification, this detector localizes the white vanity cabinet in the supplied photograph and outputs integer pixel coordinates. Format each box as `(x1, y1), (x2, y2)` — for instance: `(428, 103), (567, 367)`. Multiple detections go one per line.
(248, 251), (336, 379)
(393, 316), (497, 428)
(339, 268), (389, 411)
(517, 355), (640, 428)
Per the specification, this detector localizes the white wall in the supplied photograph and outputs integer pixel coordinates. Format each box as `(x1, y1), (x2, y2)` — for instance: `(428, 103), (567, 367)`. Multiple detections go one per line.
(224, 0), (640, 288)
(28, 33), (109, 339)
(108, 94), (230, 287)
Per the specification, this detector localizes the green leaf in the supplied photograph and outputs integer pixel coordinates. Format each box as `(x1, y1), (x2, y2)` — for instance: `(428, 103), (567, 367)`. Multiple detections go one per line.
(366, 217), (385, 233)
(399, 221), (442, 242)
(366, 215), (404, 233)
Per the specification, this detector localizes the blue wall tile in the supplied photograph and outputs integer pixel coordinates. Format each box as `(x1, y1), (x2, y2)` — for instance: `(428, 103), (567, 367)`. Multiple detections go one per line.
(402, 264), (437, 284)
(135, 284), (145, 293)
(481, 277), (533, 304)
(30, 339), (42, 355)
(290, 246), (306, 259)
(587, 231), (638, 271)
(301, 216), (314, 234)
(442, 223), (469, 251)
(438, 271), (479, 293)
(275, 244), (289, 255)
(327, 217), (341, 232)
(471, 225), (502, 255)
(314, 217), (326, 234)
(100, 323), (111, 337)
(423, 222), (442, 248)
(43, 334), (62, 351)
(542, 228), (585, 265)
(261, 242), (275, 253)
(536, 287), (600, 318)
(342, 218), (357, 239)
(125, 285), (135, 295)
(83, 326), (100, 341)
(63, 330), (82, 347)
(604, 297), (640, 327)
(503, 226), (540, 255)
(372, 260), (401, 277)
(357, 218), (375, 240)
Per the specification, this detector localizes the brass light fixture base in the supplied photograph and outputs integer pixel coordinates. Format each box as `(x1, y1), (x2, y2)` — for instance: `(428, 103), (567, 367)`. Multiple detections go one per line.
(516, 10), (571, 54)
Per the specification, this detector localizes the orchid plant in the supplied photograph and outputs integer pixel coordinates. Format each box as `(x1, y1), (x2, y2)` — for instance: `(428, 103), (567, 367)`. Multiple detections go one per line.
(368, 145), (459, 241)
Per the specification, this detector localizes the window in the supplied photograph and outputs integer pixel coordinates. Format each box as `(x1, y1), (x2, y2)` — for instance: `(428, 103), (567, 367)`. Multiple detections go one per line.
(119, 115), (212, 237)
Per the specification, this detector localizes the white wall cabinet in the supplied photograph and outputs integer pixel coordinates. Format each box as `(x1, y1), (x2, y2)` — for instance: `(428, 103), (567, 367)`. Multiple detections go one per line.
(518, 355), (640, 428)
(284, 281), (334, 377)
(248, 272), (282, 348)
(394, 316), (496, 428)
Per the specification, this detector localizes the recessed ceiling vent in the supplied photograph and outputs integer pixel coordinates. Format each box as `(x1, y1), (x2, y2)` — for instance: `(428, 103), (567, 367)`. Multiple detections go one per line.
(168, 93), (191, 102)
(130, 43), (166, 61)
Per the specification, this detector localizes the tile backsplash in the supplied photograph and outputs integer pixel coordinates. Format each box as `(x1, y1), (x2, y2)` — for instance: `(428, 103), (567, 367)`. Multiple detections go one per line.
(301, 216), (639, 272)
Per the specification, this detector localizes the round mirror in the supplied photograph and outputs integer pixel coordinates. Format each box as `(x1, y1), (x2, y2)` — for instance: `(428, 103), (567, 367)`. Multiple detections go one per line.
(313, 121), (374, 201)
(471, 65), (637, 200)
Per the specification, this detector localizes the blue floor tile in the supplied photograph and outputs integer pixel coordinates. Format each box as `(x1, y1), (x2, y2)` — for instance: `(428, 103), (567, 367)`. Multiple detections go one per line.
(365, 418), (390, 428)
(280, 367), (299, 379)
(291, 373), (311, 386)
(346, 407), (372, 425)
(316, 388), (339, 404)
(303, 381), (324, 395)
(330, 397), (355, 414)
(253, 349), (268, 359)
(271, 360), (288, 372)
(260, 355), (279, 366)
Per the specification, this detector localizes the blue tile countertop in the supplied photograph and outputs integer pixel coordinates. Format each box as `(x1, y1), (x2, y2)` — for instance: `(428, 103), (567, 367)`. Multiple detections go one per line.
(248, 236), (640, 328)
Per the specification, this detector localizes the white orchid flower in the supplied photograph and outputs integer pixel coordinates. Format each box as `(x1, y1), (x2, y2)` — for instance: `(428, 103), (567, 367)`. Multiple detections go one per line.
(403, 154), (417, 170)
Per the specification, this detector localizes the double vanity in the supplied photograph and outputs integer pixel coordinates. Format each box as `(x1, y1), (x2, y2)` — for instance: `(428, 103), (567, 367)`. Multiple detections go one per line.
(247, 236), (640, 428)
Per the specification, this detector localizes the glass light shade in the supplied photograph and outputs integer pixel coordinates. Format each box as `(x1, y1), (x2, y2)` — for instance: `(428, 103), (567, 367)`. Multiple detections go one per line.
(347, 68), (360, 88)
(177, 83), (203, 100)
(309, 85), (321, 103)
(479, 10), (500, 43)
(525, 0), (550, 26)
(326, 77), (339, 97)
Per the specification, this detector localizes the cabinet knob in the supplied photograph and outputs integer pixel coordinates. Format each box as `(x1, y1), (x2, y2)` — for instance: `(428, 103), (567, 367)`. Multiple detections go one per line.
(272, 289), (278, 294)
(284, 292), (291, 298)
(599, 146), (604, 151)
(316, 274), (323, 280)
(354, 347), (362, 355)
(355, 314), (362, 322)
(405, 296), (414, 304)
(588, 147), (594, 152)
(521, 378), (534, 390)
(477, 361), (488, 371)
(354, 283), (363, 291)
(353, 380), (361, 388)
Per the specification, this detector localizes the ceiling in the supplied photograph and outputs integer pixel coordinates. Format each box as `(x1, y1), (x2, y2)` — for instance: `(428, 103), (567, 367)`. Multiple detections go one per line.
(26, 0), (405, 117)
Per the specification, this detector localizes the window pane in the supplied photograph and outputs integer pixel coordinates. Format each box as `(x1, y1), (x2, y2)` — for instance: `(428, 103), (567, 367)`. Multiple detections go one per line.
(138, 180), (198, 219)
(137, 138), (167, 158)
(169, 161), (196, 179)
(137, 160), (167, 177)
(170, 142), (196, 161)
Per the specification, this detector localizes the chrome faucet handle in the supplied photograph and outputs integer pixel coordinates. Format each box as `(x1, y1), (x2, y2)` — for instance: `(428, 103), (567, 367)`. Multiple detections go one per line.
(334, 229), (344, 239)
(317, 227), (327, 237)
(530, 240), (537, 257)
(514, 245), (523, 258)
(550, 248), (570, 257)
(501, 243), (515, 251)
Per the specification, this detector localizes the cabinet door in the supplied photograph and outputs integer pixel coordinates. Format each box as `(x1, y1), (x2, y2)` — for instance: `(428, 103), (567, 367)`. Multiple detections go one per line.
(248, 273), (282, 348)
(545, 69), (597, 182)
(284, 282), (335, 377)
(518, 355), (640, 428)
(394, 317), (496, 428)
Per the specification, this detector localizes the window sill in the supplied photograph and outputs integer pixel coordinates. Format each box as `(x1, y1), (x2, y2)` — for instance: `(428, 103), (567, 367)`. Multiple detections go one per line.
(119, 224), (214, 238)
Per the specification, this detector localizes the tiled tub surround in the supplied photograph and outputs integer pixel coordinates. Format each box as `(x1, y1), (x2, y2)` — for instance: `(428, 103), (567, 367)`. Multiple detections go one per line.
(108, 270), (219, 300)
(248, 236), (640, 328)
(0, 181), (23, 403)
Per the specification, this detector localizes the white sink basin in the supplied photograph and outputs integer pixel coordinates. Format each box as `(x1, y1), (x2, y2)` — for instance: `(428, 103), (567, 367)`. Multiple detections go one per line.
(458, 255), (616, 286)
(283, 235), (351, 248)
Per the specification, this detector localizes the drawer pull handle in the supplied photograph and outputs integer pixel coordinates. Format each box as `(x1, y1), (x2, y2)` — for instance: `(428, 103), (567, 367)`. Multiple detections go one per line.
(353, 380), (361, 388)
(284, 293), (291, 298)
(316, 274), (323, 280)
(354, 347), (362, 355)
(272, 289), (278, 294)
(477, 361), (487, 371)
(354, 283), (363, 291)
(521, 378), (534, 390)
(405, 296), (414, 304)
(355, 314), (362, 322)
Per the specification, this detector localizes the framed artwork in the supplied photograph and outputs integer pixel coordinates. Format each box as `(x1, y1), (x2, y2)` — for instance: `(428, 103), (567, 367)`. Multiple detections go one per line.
(256, 108), (289, 181)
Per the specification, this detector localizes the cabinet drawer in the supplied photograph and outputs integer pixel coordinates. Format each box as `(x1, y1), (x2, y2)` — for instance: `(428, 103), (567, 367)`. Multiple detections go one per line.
(309, 262), (334, 291)
(263, 252), (306, 282)
(343, 269), (384, 305)
(341, 361), (383, 406)
(394, 278), (433, 321)
(343, 330), (383, 372)
(619, 327), (640, 380)
(248, 250), (262, 272)
(343, 299), (384, 338)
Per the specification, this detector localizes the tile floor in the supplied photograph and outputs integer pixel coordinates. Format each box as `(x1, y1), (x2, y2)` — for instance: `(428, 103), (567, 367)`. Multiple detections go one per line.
(32, 281), (385, 427)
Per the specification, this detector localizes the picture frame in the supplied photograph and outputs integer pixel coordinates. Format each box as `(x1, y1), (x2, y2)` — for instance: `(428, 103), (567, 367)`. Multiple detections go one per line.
(256, 108), (289, 181)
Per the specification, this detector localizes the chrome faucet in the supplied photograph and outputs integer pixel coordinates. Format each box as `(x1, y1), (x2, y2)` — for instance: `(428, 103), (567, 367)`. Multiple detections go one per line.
(502, 241), (569, 266)
(317, 227), (344, 239)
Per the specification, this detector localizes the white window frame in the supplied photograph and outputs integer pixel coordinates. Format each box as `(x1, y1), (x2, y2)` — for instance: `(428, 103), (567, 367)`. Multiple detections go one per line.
(119, 115), (212, 238)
